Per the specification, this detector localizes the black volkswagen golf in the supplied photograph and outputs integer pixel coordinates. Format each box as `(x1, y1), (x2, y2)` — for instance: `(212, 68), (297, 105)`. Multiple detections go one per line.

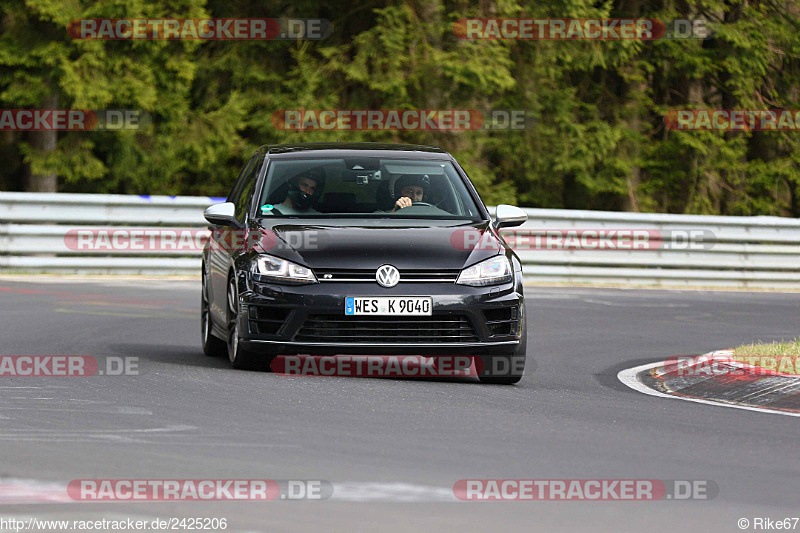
(201, 143), (529, 384)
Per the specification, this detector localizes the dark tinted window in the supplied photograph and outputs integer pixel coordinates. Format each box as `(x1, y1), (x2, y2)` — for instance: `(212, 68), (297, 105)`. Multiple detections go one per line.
(227, 155), (257, 206)
(230, 154), (262, 222)
(257, 157), (482, 219)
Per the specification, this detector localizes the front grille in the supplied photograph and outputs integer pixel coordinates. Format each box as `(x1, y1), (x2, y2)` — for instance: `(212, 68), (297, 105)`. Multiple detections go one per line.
(483, 306), (520, 336)
(315, 268), (459, 283)
(248, 305), (290, 335)
(295, 314), (479, 343)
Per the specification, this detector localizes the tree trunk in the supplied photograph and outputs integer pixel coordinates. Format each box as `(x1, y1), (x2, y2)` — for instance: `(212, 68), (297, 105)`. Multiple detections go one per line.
(620, 0), (642, 212)
(23, 93), (58, 192)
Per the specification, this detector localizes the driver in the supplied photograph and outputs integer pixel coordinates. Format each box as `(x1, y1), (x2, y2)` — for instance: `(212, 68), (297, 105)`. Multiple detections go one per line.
(390, 174), (430, 213)
(275, 168), (325, 215)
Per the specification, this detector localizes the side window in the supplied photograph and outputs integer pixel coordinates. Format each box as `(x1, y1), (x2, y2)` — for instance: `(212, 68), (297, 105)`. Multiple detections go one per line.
(227, 155), (257, 206)
(234, 154), (262, 222)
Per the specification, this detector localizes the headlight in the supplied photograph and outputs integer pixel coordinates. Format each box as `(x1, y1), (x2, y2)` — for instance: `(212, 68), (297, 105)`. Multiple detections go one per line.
(252, 254), (317, 284)
(456, 255), (512, 286)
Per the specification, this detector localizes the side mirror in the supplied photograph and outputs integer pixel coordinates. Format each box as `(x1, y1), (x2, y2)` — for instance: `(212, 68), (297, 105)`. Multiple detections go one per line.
(204, 202), (239, 227)
(494, 204), (527, 229)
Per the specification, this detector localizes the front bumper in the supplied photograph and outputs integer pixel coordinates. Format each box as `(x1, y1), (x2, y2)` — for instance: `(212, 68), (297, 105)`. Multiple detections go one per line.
(237, 277), (524, 356)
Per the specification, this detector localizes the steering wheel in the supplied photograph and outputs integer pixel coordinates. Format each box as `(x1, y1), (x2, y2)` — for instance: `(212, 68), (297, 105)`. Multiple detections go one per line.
(411, 202), (434, 207)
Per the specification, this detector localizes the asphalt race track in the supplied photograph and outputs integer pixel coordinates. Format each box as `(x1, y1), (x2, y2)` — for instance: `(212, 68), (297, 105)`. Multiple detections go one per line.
(0, 278), (798, 532)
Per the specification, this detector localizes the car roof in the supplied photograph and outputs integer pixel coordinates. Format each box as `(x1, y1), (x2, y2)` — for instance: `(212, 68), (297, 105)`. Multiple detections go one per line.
(262, 142), (452, 159)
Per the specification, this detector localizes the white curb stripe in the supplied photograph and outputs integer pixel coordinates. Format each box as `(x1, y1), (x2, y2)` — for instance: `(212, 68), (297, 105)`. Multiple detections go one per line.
(617, 357), (800, 418)
(0, 478), (459, 504)
(331, 482), (458, 502)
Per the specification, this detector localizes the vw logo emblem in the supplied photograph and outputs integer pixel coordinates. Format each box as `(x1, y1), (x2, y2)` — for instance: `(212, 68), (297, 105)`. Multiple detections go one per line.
(376, 264), (400, 288)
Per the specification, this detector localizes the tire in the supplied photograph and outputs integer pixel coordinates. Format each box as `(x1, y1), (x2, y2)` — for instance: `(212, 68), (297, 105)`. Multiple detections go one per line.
(477, 315), (527, 385)
(201, 268), (227, 357)
(226, 274), (261, 370)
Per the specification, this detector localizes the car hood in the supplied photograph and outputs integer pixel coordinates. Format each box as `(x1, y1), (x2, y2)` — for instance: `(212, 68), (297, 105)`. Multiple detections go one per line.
(253, 219), (503, 270)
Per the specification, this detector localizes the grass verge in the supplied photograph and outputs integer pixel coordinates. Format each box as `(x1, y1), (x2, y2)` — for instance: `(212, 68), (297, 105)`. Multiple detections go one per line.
(730, 339), (800, 374)
(732, 339), (800, 357)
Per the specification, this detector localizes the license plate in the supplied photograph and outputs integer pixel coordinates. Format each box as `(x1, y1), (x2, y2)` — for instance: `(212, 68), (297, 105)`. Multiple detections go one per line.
(345, 297), (432, 316)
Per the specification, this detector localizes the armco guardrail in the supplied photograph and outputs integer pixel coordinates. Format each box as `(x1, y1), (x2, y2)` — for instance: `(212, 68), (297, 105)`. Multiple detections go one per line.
(0, 192), (215, 275)
(1, 192), (799, 288)
(512, 209), (800, 288)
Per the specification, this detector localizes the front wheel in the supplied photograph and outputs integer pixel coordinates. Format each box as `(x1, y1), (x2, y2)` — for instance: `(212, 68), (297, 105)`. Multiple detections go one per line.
(226, 275), (261, 370)
(201, 268), (227, 357)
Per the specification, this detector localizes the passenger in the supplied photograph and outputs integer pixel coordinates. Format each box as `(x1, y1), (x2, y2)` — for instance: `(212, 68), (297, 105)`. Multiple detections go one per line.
(274, 168), (325, 215)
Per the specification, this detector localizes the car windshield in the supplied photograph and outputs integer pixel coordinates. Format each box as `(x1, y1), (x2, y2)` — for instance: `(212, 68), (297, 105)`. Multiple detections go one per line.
(256, 157), (483, 219)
